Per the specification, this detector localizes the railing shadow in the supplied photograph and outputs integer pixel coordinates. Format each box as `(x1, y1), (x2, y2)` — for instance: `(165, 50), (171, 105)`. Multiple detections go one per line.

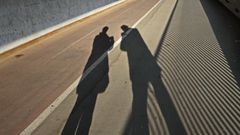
(199, 0), (240, 88)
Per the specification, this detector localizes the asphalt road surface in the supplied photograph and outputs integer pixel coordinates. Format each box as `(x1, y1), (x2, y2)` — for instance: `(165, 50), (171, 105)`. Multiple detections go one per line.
(0, 0), (160, 134)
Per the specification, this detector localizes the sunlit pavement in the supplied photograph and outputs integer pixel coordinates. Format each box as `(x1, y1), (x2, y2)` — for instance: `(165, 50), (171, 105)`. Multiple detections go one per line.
(32, 0), (240, 135)
(1, 0), (240, 134)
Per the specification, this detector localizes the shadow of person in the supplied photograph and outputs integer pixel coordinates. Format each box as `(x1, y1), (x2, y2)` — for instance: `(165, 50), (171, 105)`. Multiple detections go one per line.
(120, 25), (187, 135)
(62, 26), (114, 135)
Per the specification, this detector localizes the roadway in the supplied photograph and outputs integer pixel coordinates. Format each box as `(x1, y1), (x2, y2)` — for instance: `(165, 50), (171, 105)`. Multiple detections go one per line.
(1, 0), (240, 134)
(0, 0), (160, 134)
(33, 0), (240, 135)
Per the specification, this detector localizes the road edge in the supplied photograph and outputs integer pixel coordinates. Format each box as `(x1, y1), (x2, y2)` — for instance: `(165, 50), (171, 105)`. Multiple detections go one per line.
(0, 0), (125, 55)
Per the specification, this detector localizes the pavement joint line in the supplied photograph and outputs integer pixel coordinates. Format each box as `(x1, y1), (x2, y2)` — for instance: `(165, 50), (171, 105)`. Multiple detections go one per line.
(0, 0), (125, 55)
(19, 0), (166, 134)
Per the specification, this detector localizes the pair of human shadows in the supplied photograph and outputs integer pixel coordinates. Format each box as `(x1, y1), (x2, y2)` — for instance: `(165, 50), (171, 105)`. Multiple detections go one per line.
(120, 25), (187, 135)
(61, 27), (114, 135)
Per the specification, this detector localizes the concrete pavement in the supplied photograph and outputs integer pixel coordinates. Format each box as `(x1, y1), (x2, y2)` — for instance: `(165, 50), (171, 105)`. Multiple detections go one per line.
(1, 0), (240, 134)
(33, 0), (240, 134)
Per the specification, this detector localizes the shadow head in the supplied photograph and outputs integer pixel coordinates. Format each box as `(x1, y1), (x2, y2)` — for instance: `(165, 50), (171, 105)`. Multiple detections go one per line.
(121, 25), (130, 33)
(102, 26), (109, 34)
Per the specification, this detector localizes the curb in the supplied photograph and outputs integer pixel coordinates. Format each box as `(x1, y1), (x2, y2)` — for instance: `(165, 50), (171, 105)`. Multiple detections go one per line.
(0, 0), (125, 55)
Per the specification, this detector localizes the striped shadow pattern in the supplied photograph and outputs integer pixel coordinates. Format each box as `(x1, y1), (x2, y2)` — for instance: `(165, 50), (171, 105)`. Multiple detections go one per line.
(154, 0), (240, 134)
